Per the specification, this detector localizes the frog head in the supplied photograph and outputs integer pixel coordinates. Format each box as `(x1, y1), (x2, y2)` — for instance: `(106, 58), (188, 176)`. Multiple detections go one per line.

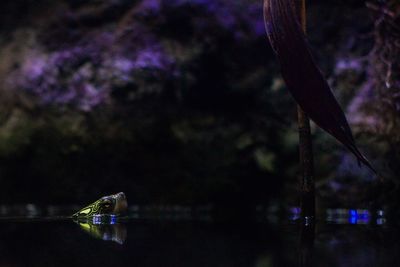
(73, 192), (128, 217)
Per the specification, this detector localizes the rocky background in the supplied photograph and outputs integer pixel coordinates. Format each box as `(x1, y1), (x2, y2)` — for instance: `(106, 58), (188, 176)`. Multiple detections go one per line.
(0, 0), (398, 211)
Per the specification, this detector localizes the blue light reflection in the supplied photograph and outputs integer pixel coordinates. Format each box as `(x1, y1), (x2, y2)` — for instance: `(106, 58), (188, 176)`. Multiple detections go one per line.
(91, 214), (117, 225)
(325, 208), (383, 225)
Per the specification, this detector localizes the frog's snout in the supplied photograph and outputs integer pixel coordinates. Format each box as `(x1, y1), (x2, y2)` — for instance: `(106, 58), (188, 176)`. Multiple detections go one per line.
(113, 192), (128, 215)
(115, 192), (126, 200)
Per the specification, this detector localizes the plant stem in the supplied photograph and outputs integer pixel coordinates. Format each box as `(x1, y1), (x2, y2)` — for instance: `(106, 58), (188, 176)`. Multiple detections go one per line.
(295, 0), (315, 220)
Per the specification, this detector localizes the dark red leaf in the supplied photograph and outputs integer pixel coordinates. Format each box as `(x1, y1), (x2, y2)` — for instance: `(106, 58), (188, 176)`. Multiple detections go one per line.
(263, 0), (376, 174)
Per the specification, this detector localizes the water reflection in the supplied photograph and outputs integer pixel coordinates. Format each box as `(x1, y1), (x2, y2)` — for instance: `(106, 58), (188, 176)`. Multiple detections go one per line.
(299, 224), (315, 267)
(285, 207), (387, 225)
(75, 220), (127, 245)
(0, 206), (396, 267)
(325, 208), (386, 225)
(73, 215), (127, 244)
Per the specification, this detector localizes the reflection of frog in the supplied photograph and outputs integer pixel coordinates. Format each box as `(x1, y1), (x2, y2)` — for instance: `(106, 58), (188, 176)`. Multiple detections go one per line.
(76, 221), (127, 244)
(72, 192), (128, 218)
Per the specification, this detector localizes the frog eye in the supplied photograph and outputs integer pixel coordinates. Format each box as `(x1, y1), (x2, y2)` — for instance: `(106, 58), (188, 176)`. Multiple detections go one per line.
(101, 199), (112, 208)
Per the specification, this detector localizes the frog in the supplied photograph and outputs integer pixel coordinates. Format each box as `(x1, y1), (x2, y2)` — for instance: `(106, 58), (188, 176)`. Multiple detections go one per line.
(72, 192), (128, 218)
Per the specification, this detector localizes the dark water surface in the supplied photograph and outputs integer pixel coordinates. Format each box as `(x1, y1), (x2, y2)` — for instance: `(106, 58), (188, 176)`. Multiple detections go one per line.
(0, 210), (399, 267)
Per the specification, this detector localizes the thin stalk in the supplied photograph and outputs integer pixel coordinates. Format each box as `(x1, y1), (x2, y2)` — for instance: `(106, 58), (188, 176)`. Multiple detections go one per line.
(295, 0), (315, 220)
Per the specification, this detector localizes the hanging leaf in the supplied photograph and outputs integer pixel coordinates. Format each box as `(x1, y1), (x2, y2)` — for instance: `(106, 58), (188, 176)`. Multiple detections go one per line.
(263, 0), (377, 174)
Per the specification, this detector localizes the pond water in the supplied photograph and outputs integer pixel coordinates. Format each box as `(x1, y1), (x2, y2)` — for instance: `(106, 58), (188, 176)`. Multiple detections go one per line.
(0, 207), (398, 267)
